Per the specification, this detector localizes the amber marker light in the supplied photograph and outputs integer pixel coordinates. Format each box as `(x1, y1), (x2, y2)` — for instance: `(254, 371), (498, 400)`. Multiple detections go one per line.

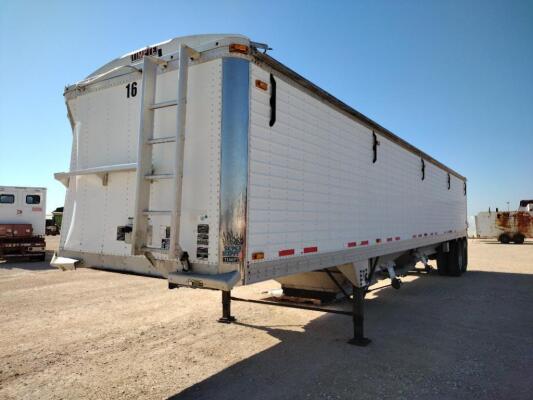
(229, 43), (249, 54)
(252, 252), (265, 260)
(255, 80), (268, 91)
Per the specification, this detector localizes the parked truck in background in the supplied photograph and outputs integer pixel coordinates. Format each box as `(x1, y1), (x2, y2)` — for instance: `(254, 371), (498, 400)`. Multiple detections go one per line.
(46, 218), (60, 236)
(475, 200), (533, 244)
(0, 186), (47, 261)
(52, 34), (468, 344)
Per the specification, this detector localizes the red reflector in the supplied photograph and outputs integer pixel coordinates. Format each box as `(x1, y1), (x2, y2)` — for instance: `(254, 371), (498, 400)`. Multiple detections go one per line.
(279, 249), (295, 257)
(303, 246), (317, 253)
(361, 240), (369, 246)
(395, 236), (400, 241)
(347, 242), (357, 248)
(376, 238), (382, 243)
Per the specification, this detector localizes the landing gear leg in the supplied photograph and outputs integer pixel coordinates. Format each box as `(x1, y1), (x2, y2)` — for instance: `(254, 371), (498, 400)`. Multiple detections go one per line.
(348, 285), (371, 346)
(218, 290), (236, 323)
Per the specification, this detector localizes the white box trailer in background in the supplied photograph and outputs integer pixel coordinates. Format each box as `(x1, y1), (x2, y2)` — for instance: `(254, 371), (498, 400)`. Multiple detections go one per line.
(53, 34), (468, 345)
(0, 186), (46, 260)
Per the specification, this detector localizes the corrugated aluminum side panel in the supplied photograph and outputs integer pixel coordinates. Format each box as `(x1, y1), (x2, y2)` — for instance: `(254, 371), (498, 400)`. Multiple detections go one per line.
(247, 63), (467, 263)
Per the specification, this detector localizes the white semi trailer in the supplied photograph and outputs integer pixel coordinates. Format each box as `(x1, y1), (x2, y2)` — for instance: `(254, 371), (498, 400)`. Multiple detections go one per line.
(52, 34), (468, 345)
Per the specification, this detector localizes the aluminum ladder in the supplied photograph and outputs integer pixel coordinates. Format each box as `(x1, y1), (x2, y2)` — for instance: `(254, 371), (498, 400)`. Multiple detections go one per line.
(131, 44), (199, 262)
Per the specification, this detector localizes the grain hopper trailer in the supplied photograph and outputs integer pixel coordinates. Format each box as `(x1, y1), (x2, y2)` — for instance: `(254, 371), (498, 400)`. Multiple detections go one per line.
(52, 34), (468, 345)
(475, 200), (533, 243)
(0, 186), (46, 261)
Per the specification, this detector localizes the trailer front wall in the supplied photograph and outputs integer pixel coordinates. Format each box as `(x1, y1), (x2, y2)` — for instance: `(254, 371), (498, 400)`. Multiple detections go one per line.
(60, 60), (223, 272)
(247, 63), (467, 263)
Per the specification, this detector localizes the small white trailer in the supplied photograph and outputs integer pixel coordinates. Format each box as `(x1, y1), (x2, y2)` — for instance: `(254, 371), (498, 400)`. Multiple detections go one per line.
(475, 200), (533, 244)
(0, 186), (47, 260)
(53, 34), (468, 344)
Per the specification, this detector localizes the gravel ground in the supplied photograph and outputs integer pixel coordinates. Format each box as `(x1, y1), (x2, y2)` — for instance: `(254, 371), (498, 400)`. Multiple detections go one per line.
(0, 238), (532, 399)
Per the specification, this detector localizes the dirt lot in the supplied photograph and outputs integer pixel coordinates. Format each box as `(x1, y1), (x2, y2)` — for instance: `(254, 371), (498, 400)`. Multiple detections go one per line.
(1, 238), (532, 400)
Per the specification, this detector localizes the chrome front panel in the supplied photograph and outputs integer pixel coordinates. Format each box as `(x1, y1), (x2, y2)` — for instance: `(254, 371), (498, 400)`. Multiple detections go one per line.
(219, 58), (250, 274)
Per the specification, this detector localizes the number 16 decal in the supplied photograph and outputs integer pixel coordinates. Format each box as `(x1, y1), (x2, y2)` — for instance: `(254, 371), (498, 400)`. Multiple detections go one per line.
(126, 82), (137, 98)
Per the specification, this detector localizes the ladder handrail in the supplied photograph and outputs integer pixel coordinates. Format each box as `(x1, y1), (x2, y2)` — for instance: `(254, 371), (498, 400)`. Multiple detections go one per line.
(131, 57), (158, 255)
(131, 48), (198, 263)
(169, 44), (190, 260)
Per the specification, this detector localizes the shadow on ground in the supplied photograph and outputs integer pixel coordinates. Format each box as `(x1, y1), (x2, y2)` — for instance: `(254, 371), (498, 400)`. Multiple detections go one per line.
(170, 270), (533, 400)
(0, 250), (54, 271)
(477, 239), (533, 245)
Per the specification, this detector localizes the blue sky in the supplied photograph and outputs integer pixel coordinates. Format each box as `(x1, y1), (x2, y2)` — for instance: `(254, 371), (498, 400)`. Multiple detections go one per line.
(1, 0), (532, 220)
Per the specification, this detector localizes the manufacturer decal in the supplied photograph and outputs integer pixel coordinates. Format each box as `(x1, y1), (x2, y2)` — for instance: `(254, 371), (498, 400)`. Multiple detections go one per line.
(130, 46), (162, 62)
(196, 247), (208, 260)
(222, 231), (243, 263)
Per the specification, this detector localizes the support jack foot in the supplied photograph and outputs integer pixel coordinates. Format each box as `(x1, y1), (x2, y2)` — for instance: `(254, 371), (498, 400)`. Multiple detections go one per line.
(218, 316), (236, 324)
(219, 290), (235, 324)
(350, 285), (371, 346)
(348, 337), (372, 346)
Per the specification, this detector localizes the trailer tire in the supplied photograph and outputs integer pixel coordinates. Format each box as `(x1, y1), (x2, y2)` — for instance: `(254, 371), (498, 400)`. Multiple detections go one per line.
(499, 234), (511, 244)
(436, 246), (450, 276)
(512, 234), (525, 244)
(447, 240), (463, 277)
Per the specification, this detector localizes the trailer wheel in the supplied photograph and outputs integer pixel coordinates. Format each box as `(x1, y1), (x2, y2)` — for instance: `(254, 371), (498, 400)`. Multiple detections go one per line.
(512, 234), (525, 244)
(447, 240), (463, 277)
(499, 234), (511, 244)
(436, 246), (450, 276)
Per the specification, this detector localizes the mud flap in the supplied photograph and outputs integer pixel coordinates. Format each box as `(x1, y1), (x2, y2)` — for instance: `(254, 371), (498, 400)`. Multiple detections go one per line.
(50, 253), (80, 271)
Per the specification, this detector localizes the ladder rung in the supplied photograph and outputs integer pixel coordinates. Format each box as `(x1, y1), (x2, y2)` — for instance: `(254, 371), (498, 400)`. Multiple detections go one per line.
(145, 174), (174, 180)
(149, 100), (178, 110)
(142, 210), (171, 215)
(141, 246), (169, 253)
(147, 136), (176, 145)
